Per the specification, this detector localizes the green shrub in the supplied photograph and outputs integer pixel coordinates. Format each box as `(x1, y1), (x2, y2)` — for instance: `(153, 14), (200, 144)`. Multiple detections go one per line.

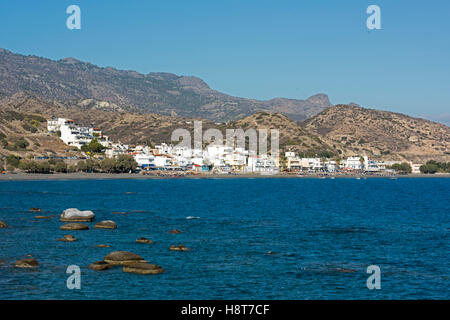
(6, 155), (20, 167)
(14, 138), (29, 150)
(54, 162), (68, 173)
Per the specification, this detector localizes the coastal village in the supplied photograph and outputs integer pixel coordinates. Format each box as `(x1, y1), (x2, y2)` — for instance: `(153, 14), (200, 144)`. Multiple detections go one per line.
(39, 117), (431, 176)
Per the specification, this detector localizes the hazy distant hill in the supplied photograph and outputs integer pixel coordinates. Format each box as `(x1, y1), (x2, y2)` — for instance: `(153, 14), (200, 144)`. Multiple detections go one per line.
(0, 48), (330, 122)
(303, 104), (450, 162)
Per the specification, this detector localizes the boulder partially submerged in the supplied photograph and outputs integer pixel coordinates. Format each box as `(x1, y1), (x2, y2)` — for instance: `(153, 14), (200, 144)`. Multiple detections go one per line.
(35, 216), (52, 219)
(122, 263), (164, 275)
(104, 251), (146, 266)
(136, 237), (153, 244)
(60, 223), (89, 230)
(14, 257), (39, 268)
(89, 261), (112, 271)
(94, 220), (117, 229)
(170, 244), (190, 251)
(169, 229), (181, 234)
(57, 234), (77, 242)
(60, 208), (95, 222)
(95, 244), (110, 248)
(29, 208), (42, 212)
(0, 221), (7, 228)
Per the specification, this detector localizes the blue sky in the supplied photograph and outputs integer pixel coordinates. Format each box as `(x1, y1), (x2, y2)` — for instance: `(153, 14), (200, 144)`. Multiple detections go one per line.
(0, 0), (449, 124)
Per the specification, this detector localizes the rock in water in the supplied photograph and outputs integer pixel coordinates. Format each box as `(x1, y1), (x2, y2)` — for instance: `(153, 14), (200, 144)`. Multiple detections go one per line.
(122, 263), (164, 275)
(0, 221), (7, 228)
(170, 244), (190, 251)
(89, 261), (112, 271)
(14, 258), (39, 268)
(35, 216), (52, 219)
(60, 223), (89, 230)
(169, 229), (181, 234)
(57, 234), (77, 242)
(29, 208), (42, 212)
(104, 251), (146, 266)
(94, 220), (117, 229)
(136, 237), (153, 244)
(95, 244), (110, 248)
(60, 208), (95, 222)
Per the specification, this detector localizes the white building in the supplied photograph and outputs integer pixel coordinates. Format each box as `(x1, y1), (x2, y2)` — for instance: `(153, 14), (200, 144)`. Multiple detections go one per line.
(105, 143), (129, 158)
(247, 156), (279, 174)
(48, 117), (108, 150)
(324, 160), (337, 172)
(301, 158), (323, 171)
(345, 157), (363, 170)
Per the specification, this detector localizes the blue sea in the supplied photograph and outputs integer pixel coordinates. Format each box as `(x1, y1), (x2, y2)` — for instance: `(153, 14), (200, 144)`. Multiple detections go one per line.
(0, 177), (449, 299)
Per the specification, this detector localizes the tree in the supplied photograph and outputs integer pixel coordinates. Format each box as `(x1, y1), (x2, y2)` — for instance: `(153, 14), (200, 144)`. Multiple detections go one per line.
(19, 160), (39, 173)
(115, 155), (137, 173)
(391, 162), (412, 174)
(81, 139), (105, 154)
(54, 161), (68, 173)
(85, 158), (100, 172)
(420, 163), (439, 174)
(6, 155), (20, 168)
(37, 161), (51, 173)
(77, 161), (88, 172)
(360, 156), (365, 170)
(100, 158), (117, 173)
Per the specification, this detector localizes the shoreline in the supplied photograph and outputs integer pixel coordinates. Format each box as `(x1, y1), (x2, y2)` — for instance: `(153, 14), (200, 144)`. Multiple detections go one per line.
(0, 172), (449, 181)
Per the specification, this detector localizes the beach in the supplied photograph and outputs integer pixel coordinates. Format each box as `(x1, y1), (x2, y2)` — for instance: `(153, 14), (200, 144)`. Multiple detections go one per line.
(0, 172), (449, 181)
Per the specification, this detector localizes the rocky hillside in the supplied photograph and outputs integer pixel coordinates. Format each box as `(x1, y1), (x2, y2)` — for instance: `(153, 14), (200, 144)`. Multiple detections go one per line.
(228, 112), (346, 157)
(0, 93), (343, 158)
(303, 105), (450, 162)
(0, 48), (330, 122)
(2, 94), (448, 162)
(0, 93), (203, 147)
(0, 106), (73, 158)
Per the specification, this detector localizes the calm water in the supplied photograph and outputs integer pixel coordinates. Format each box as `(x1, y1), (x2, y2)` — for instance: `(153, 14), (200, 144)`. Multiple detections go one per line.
(0, 178), (449, 300)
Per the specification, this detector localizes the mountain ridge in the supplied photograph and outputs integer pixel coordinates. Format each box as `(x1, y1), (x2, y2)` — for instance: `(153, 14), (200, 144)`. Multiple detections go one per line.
(0, 48), (331, 122)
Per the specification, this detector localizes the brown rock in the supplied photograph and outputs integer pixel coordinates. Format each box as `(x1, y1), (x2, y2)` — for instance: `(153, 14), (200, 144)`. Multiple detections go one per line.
(136, 237), (153, 244)
(29, 208), (42, 212)
(122, 262), (164, 275)
(170, 244), (190, 251)
(60, 223), (89, 230)
(95, 244), (110, 248)
(0, 221), (7, 228)
(35, 216), (52, 219)
(94, 220), (117, 229)
(14, 258), (39, 268)
(104, 251), (146, 266)
(169, 229), (181, 234)
(89, 261), (113, 271)
(57, 234), (77, 242)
